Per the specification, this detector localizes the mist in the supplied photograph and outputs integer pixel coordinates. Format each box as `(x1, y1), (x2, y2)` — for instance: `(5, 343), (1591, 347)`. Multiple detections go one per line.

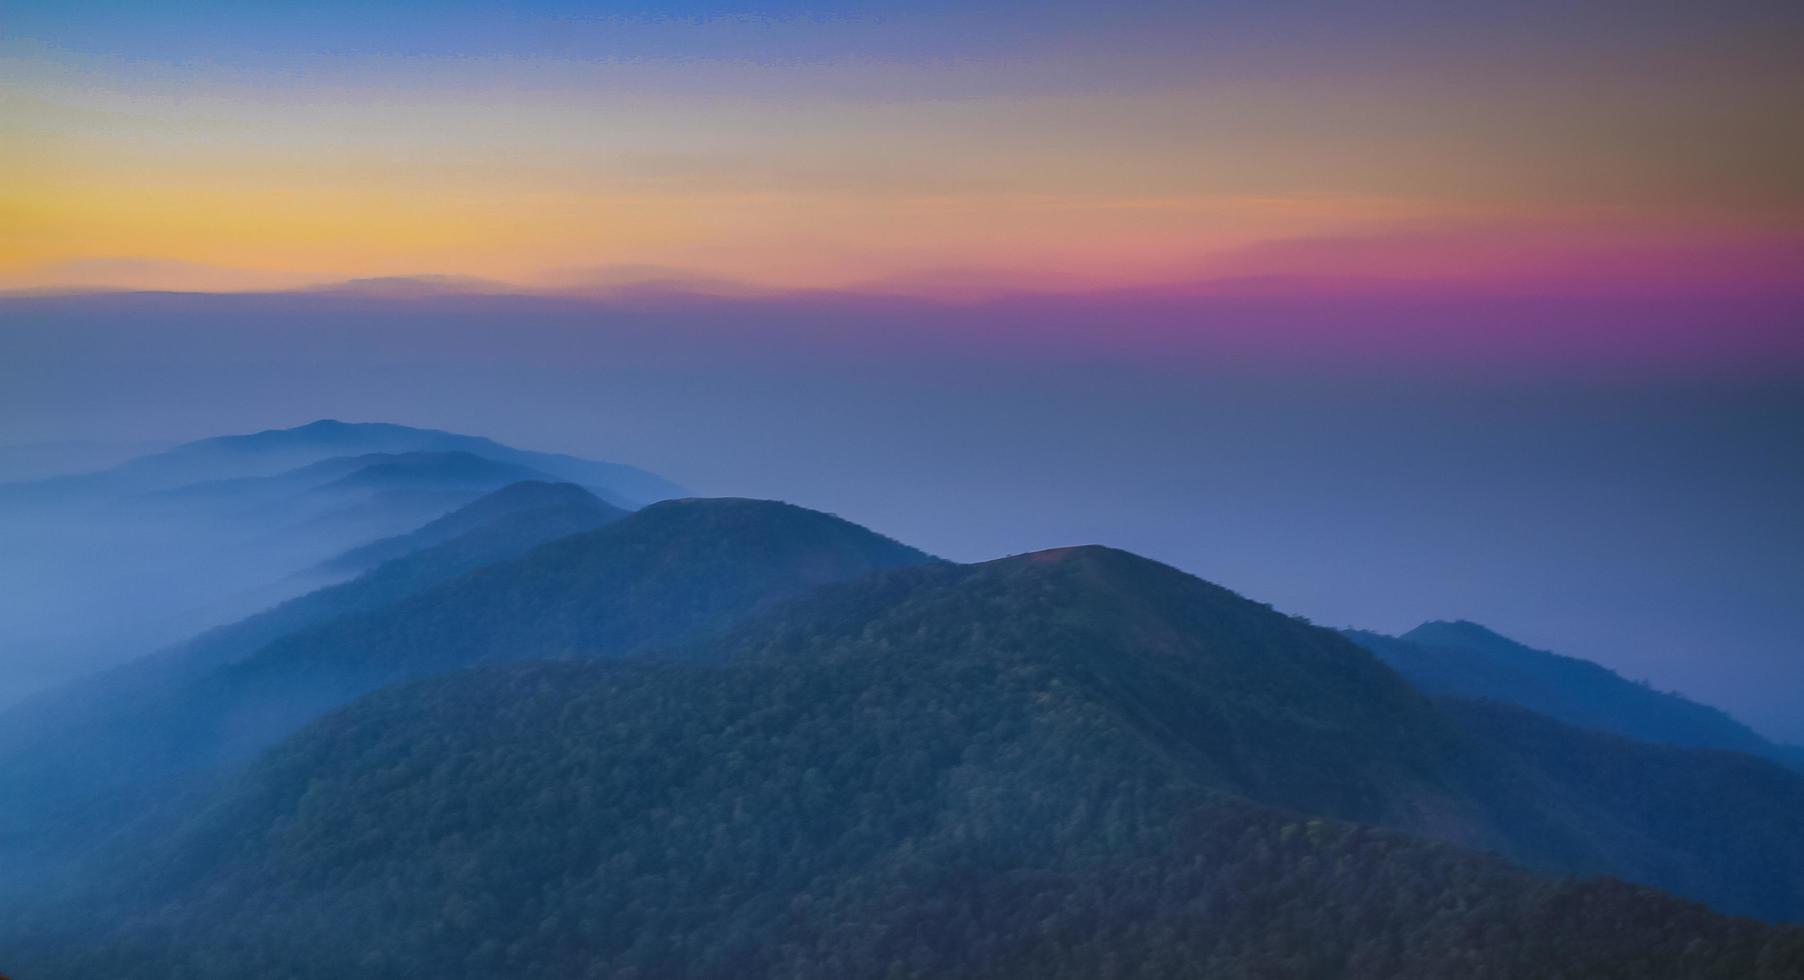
(2, 285), (1800, 740)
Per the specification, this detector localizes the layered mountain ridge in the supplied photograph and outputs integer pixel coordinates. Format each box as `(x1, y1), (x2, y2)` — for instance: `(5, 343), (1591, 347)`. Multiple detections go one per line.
(3, 462), (1801, 977)
(0, 495), (934, 890)
(0, 421), (686, 706)
(0, 419), (684, 507)
(9, 535), (1803, 978)
(1345, 620), (1802, 768)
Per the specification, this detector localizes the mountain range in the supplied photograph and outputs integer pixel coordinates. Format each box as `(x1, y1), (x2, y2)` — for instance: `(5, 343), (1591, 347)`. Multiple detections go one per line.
(1345, 622), (1804, 769)
(0, 421), (685, 705)
(1, 429), (1800, 977)
(0, 419), (683, 507)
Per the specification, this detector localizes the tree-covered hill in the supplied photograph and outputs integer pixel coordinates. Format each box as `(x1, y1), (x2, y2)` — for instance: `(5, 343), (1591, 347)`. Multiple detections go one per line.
(700, 546), (1465, 830)
(0, 480), (625, 779)
(11, 545), (1803, 978)
(707, 548), (1804, 921)
(1344, 621), (1796, 765)
(0, 482), (627, 884)
(306, 450), (552, 495)
(1440, 697), (1804, 919)
(0, 422), (686, 695)
(316, 479), (626, 575)
(0, 419), (683, 507)
(0, 498), (934, 810)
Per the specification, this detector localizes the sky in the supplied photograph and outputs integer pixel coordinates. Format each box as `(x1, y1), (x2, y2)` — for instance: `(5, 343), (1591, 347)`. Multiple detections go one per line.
(0, 3), (1802, 736)
(3, 287), (1802, 741)
(4, 1), (1802, 294)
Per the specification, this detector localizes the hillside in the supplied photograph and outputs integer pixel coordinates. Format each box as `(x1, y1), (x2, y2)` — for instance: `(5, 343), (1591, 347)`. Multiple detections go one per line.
(0, 419), (683, 507)
(702, 547), (1462, 827)
(0, 422), (684, 697)
(129, 451), (420, 509)
(317, 480), (624, 574)
(0, 482), (627, 881)
(308, 450), (550, 494)
(0, 481), (625, 774)
(13, 547), (1801, 978)
(119, 450), (556, 550)
(1345, 621), (1791, 763)
(1443, 698), (1804, 919)
(0, 499), (934, 811)
(708, 550), (1804, 921)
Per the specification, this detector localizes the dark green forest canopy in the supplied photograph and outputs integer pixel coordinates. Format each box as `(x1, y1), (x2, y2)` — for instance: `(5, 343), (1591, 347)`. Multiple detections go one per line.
(316, 479), (626, 575)
(702, 549), (1804, 923)
(0, 495), (930, 901)
(13, 545), (1804, 978)
(1344, 622), (1794, 764)
(0, 482), (624, 802)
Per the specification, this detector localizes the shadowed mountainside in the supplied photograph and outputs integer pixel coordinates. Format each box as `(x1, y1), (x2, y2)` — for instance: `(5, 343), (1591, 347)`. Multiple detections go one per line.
(0, 419), (684, 508)
(1344, 621), (1800, 767)
(316, 480), (624, 575)
(11, 545), (1802, 978)
(0, 422), (686, 706)
(0, 483), (625, 877)
(0, 497), (935, 883)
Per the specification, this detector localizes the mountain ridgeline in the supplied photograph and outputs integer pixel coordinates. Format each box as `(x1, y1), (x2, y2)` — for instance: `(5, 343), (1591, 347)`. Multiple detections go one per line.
(0, 481), (627, 880)
(2, 477), (1801, 977)
(1344, 621), (1803, 767)
(0, 421), (687, 706)
(0, 495), (931, 869)
(316, 479), (623, 575)
(0, 419), (685, 507)
(4, 500), (1804, 978)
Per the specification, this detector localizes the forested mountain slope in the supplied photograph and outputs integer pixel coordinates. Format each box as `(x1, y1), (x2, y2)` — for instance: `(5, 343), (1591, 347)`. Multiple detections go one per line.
(0, 482), (624, 886)
(0, 482), (622, 780)
(0, 421), (685, 695)
(1345, 621), (1796, 765)
(1441, 698), (1804, 919)
(12, 546), (1803, 978)
(0, 498), (933, 808)
(316, 480), (625, 575)
(0, 419), (682, 507)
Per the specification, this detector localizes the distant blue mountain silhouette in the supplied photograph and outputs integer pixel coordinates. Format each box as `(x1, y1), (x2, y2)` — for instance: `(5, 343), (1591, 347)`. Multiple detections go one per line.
(3, 419), (683, 508)
(1345, 620), (1802, 768)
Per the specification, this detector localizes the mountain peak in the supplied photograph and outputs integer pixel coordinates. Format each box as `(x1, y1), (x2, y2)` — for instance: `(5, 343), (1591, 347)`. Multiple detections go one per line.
(636, 497), (923, 543)
(982, 544), (1237, 599)
(1352, 620), (1782, 762)
(1019, 544), (1110, 563)
(10, 420), (685, 509)
(315, 480), (621, 576)
(1404, 619), (1513, 647)
(311, 450), (546, 492)
(468, 479), (600, 507)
